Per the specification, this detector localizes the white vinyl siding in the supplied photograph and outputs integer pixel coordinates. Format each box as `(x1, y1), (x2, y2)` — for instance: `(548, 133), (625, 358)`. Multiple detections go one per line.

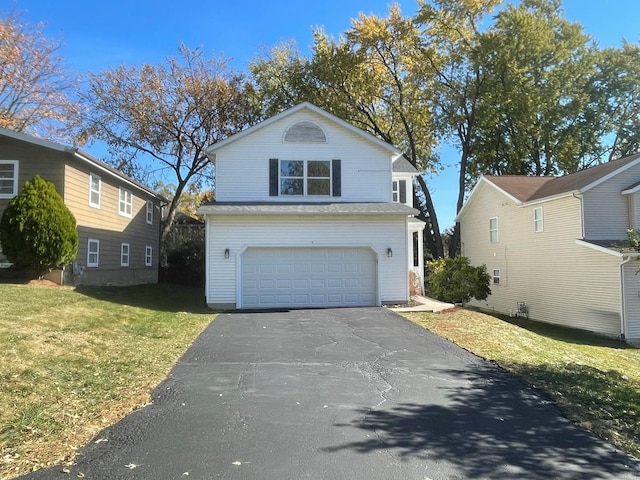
(0, 160), (18, 198)
(145, 246), (153, 266)
(489, 217), (499, 243)
(534, 207), (543, 232)
(118, 188), (132, 217)
(204, 215), (408, 308)
(87, 239), (99, 267)
(213, 109), (394, 203)
(89, 173), (101, 208)
(120, 243), (130, 267)
(624, 262), (640, 340)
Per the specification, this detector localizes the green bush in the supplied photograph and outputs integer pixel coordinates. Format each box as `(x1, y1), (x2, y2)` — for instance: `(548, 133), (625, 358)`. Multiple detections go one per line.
(0, 174), (78, 278)
(427, 255), (491, 304)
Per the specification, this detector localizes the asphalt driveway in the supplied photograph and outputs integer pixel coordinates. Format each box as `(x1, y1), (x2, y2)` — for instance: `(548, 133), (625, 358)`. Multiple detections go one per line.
(22, 308), (640, 480)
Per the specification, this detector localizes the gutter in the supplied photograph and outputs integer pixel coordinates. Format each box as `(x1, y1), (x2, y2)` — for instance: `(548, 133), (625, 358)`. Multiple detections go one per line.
(620, 255), (633, 340)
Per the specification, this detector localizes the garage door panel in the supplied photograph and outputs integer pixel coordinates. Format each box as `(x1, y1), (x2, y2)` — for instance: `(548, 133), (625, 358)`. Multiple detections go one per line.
(241, 247), (376, 308)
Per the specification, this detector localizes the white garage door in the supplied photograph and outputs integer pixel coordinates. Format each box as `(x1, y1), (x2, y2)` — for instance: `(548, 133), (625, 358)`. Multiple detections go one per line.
(240, 247), (377, 308)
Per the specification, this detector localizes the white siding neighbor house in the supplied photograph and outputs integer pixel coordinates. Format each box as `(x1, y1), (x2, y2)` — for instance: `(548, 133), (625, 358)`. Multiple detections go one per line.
(198, 102), (425, 310)
(457, 152), (640, 343)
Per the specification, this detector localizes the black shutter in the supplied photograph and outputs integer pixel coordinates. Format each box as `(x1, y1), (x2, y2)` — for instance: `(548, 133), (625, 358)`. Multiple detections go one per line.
(332, 159), (341, 197)
(269, 158), (278, 196)
(399, 180), (407, 204)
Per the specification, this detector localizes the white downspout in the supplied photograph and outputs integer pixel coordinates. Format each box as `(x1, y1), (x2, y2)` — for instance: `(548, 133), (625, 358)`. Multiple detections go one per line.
(620, 255), (632, 340)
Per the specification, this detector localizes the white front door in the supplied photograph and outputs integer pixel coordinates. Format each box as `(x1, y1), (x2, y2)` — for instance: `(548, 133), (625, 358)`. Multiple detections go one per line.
(240, 247), (377, 308)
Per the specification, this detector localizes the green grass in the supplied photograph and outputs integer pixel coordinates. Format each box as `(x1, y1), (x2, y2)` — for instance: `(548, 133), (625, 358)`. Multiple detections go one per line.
(402, 309), (640, 459)
(0, 283), (215, 478)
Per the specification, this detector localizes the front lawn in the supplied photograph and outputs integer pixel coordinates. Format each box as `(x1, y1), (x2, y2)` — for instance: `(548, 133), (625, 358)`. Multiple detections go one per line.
(0, 283), (214, 479)
(403, 309), (640, 459)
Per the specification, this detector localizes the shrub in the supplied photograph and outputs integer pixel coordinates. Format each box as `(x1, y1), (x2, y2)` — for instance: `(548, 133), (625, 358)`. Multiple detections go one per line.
(427, 255), (491, 304)
(0, 174), (78, 278)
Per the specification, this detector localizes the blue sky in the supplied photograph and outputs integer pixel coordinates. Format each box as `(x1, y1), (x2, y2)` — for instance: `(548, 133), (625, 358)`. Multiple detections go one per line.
(13, 0), (640, 230)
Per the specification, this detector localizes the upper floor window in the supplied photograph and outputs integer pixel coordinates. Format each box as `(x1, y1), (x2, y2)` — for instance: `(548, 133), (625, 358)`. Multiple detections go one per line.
(146, 200), (153, 224)
(119, 188), (132, 217)
(489, 217), (499, 243)
(89, 174), (101, 208)
(392, 179), (407, 204)
(533, 207), (543, 233)
(270, 158), (341, 198)
(121, 243), (130, 267)
(87, 239), (99, 267)
(0, 160), (19, 199)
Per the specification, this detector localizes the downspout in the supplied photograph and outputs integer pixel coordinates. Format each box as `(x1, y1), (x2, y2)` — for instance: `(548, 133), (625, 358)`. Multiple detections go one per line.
(619, 255), (632, 340)
(573, 192), (585, 239)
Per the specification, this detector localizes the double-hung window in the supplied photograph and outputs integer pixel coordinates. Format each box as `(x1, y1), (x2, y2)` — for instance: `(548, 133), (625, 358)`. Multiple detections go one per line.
(89, 174), (101, 207)
(87, 239), (99, 267)
(492, 269), (501, 285)
(146, 200), (153, 224)
(0, 160), (18, 199)
(145, 246), (153, 266)
(121, 243), (130, 267)
(533, 207), (543, 233)
(119, 188), (132, 217)
(489, 217), (499, 243)
(270, 158), (340, 197)
(280, 160), (331, 196)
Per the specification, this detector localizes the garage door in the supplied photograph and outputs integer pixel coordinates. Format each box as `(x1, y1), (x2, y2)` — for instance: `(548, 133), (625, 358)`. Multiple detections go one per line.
(240, 247), (377, 308)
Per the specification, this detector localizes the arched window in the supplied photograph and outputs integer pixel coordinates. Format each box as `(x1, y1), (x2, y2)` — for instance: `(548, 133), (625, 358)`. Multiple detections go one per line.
(284, 121), (327, 143)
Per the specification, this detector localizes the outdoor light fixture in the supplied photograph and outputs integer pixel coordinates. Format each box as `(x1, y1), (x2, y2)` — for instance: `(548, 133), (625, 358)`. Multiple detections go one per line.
(387, 248), (393, 258)
(224, 248), (230, 259)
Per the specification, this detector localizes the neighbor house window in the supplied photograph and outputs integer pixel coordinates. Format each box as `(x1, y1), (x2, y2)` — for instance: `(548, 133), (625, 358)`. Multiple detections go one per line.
(87, 239), (99, 267)
(146, 200), (153, 224)
(534, 207), (543, 233)
(89, 174), (101, 207)
(121, 243), (130, 267)
(119, 188), (132, 217)
(492, 269), (501, 285)
(145, 246), (153, 266)
(0, 160), (18, 199)
(270, 158), (341, 198)
(489, 217), (499, 243)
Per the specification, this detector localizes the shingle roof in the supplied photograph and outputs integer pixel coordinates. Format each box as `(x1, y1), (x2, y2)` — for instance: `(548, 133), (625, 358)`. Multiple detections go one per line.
(485, 152), (640, 202)
(392, 155), (419, 174)
(198, 202), (418, 216)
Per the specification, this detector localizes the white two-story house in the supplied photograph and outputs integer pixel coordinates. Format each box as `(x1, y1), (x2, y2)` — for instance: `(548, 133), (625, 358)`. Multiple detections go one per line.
(198, 102), (424, 310)
(457, 153), (640, 343)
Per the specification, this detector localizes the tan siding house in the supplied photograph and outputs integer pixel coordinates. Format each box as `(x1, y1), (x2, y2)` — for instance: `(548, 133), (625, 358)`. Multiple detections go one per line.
(458, 153), (640, 343)
(0, 127), (164, 286)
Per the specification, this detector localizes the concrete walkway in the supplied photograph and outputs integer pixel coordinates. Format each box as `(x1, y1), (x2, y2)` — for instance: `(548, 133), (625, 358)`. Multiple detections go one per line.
(389, 295), (455, 313)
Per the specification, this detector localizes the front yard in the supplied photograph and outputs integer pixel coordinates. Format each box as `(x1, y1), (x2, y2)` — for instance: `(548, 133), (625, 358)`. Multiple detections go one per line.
(0, 283), (214, 479)
(403, 309), (640, 459)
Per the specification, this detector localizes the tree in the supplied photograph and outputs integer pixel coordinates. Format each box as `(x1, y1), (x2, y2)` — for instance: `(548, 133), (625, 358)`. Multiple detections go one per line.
(0, 174), (78, 278)
(252, 6), (445, 257)
(0, 11), (79, 141)
(81, 44), (261, 241)
(426, 255), (491, 304)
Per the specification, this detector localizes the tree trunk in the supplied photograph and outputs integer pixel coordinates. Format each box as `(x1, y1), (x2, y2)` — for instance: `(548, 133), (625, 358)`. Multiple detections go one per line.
(416, 175), (444, 259)
(448, 146), (469, 258)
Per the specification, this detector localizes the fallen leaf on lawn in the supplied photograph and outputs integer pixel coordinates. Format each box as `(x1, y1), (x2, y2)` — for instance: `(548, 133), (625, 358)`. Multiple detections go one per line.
(77, 473), (85, 478)
(62, 467), (70, 474)
(95, 438), (108, 444)
(182, 472), (189, 476)
(125, 463), (141, 469)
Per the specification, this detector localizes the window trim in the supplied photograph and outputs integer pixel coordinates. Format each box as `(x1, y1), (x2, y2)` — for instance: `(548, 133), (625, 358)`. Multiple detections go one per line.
(489, 217), (499, 243)
(145, 246), (153, 267)
(89, 173), (101, 208)
(121, 243), (130, 267)
(492, 269), (501, 285)
(119, 188), (133, 217)
(0, 160), (19, 199)
(534, 207), (544, 233)
(146, 200), (153, 224)
(87, 239), (99, 267)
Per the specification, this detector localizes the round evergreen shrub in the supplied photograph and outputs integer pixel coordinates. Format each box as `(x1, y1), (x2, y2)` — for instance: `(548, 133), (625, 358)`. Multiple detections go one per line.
(427, 255), (491, 304)
(0, 174), (78, 278)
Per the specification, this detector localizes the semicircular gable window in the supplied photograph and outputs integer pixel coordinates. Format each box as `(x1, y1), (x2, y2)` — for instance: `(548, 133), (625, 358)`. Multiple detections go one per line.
(284, 121), (327, 143)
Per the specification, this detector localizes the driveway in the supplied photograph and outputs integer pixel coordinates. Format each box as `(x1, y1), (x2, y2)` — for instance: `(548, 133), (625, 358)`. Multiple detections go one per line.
(22, 308), (640, 480)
